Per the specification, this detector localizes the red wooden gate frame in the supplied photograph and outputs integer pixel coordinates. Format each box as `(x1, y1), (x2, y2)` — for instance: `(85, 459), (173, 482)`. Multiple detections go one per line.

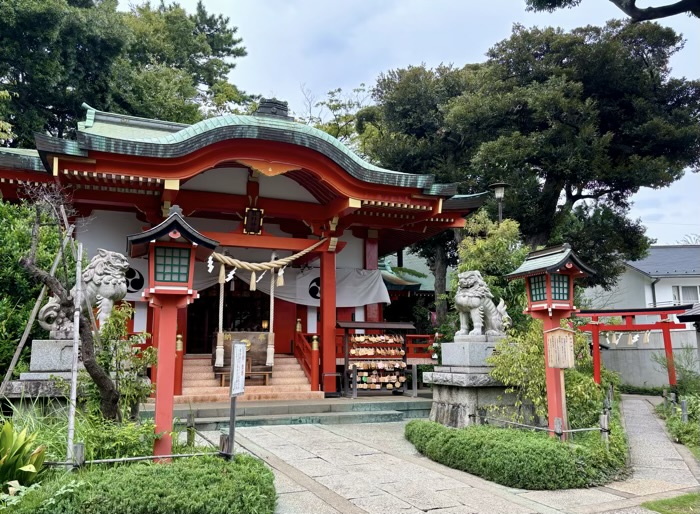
(577, 306), (692, 387)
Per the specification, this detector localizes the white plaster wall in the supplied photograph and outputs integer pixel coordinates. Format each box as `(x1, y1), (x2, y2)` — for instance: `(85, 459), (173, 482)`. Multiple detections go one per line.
(336, 232), (363, 269)
(601, 330), (700, 387)
(307, 307), (317, 333)
(76, 210), (143, 258)
(655, 277), (700, 305)
(181, 167), (248, 194)
(181, 167), (319, 204)
(583, 269), (651, 310)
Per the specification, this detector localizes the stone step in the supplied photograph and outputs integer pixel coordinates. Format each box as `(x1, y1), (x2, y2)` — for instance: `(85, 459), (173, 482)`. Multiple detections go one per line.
(183, 378), (220, 388)
(179, 410), (406, 429)
(183, 361), (213, 369)
(181, 384), (313, 396)
(181, 371), (216, 380)
(269, 369), (306, 378)
(269, 377), (310, 386)
(172, 390), (326, 404)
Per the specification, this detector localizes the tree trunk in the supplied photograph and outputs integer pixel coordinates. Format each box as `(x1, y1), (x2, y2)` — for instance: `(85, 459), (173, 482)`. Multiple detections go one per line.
(79, 316), (121, 420)
(433, 245), (448, 326)
(524, 178), (564, 248)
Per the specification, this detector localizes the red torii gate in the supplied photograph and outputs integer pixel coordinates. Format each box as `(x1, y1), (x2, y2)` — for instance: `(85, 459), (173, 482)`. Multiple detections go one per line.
(577, 305), (693, 387)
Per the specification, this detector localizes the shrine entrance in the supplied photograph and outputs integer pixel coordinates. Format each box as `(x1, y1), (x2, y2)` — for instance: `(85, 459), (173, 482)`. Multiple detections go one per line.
(186, 277), (270, 354)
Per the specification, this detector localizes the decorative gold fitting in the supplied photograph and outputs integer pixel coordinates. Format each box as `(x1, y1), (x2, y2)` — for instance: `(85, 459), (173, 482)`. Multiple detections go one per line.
(311, 335), (319, 351)
(296, 318), (302, 332)
(175, 334), (183, 352)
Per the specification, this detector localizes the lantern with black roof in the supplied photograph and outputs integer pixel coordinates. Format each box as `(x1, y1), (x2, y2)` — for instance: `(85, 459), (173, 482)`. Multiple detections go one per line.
(505, 244), (595, 438)
(126, 205), (219, 457)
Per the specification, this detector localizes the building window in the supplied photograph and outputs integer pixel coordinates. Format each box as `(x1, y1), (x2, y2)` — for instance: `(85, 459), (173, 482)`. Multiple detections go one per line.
(551, 274), (569, 301)
(154, 247), (190, 283)
(673, 285), (699, 304)
(529, 275), (547, 302)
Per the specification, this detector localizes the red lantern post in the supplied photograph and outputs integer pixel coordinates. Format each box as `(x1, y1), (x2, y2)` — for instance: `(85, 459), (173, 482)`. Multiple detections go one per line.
(127, 206), (219, 457)
(506, 244), (594, 437)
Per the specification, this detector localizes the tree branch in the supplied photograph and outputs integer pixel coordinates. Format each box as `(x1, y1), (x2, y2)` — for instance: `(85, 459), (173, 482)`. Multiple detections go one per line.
(609, 0), (700, 21)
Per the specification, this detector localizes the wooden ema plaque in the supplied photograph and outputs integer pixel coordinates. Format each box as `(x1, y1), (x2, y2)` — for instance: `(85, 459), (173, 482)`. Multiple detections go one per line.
(545, 328), (575, 369)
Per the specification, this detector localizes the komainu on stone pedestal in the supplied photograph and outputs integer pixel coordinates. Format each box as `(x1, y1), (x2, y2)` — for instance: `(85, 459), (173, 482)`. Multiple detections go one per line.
(37, 249), (130, 339)
(454, 271), (510, 337)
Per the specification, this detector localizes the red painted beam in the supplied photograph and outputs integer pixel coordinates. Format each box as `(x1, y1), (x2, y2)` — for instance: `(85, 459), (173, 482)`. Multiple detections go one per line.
(202, 231), (346, 254)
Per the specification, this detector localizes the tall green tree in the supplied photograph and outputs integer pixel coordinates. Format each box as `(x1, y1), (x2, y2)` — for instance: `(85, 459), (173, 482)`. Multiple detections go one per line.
(0, 0), (251, 147)
(526, 0), (700, 22)
(358, 20), (700, 303)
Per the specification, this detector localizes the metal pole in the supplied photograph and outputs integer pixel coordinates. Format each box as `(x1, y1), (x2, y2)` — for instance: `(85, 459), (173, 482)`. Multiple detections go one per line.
(411, 364), (418, 398)
(66, 243), (83, 464)
(227, 396), (237, 460)
(352, 364), (358, 399)
(498, 199), (503, 224)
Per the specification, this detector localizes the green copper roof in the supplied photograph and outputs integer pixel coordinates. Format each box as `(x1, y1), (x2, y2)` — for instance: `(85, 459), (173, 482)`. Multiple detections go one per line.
(0, 148), (45, 172)
(66, 104), (456, 194)
(505, 244), (595, 279)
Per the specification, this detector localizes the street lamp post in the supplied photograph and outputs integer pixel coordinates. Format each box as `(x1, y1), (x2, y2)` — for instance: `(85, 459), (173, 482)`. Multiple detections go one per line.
(489, 182), (510, 223)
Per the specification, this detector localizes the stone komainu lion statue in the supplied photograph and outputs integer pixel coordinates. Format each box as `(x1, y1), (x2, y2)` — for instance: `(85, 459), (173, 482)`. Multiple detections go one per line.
(454, 271), (511, 337)
(38, 249), (130, 338)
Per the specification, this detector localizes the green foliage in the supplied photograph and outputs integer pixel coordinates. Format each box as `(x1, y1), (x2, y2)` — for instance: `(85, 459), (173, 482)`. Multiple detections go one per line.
(457, 210), (530, 330)
(8, 454), (276, 514)
(358, 21), (700, 289)
(525, 0), (700, 22)
(657, 394), (700, 450)
(405, 419), (627, 489)
(0, 200), (64, 375)
(0, 422), (45, 490)
(643, 493), (700, 514)
(652, 345), (700, 396)
(618, 384), (666, 396)
(80, 302), (156, 420)
(0, 0), (251, 147)
(3, 403), (157, 462)
(489, 319), (620, 427)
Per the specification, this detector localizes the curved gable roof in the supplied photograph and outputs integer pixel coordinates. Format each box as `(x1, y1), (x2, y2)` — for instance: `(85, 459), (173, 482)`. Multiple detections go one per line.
(35, 102), (459, 196)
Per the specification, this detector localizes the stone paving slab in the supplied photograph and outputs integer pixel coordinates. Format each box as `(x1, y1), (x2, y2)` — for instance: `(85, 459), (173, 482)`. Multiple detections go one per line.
(204, 394), (700, 514)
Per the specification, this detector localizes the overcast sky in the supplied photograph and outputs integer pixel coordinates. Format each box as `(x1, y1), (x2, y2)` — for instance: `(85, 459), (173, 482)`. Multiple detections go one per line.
(176, 0), (699, 245)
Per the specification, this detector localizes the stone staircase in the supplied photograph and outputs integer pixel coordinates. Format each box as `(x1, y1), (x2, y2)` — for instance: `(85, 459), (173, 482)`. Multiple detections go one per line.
(175, 354), (324, 404)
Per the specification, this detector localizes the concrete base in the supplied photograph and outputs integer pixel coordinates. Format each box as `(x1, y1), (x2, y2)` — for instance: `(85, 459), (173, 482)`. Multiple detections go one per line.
(28, 339), (81, 372)
(423, 335), (530, 428)
(426, 383), (525, 428)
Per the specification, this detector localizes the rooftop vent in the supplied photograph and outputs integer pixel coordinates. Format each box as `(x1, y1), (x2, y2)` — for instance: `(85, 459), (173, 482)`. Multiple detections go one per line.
(254, 98), (291, 119)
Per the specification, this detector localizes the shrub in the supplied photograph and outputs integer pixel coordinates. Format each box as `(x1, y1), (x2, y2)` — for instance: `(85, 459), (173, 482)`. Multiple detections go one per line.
(8, 454), (276, 514)
(405, 419), (628, 490)
(656, 394), (700, 450)
(4, 404), (158, 462)
(0, 421), (46, 489)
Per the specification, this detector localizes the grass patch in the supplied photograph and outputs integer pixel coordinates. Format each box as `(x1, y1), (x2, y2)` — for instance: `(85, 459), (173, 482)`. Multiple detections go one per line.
(642, 493), (700, 514)
(405, 419), (628, 490)
(6, 454), (276, 514)
(618, 384), (666, 396)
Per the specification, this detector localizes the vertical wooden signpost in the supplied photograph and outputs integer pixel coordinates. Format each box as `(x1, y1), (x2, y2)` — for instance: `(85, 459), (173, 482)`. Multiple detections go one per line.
(227, 340), (247, 459)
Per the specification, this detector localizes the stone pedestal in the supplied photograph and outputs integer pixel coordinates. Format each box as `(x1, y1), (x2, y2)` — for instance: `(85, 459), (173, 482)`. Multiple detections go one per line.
(423, 335), (523, 427)
(19, 339), (82, 381)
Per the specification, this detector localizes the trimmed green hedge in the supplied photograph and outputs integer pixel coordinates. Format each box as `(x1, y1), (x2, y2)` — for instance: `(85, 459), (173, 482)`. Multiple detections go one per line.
(8, 454), (276, 514)
(405, 420), (628, 490)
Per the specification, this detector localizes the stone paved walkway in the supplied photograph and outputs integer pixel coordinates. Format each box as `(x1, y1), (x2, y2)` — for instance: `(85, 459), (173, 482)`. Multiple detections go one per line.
(206, 394), (699, 514)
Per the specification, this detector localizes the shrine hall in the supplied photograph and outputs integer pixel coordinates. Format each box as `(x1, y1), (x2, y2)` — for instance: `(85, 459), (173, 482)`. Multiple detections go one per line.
(0, 99), (486, 404)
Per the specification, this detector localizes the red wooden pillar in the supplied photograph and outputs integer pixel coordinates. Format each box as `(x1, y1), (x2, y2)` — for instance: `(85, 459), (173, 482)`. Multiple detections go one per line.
(661, 319), (677, 387)
(152, 296), (181, 458)
(541, 315), (567, 434)
(320, 251), (337, 393)
(364, 232), (381, 322)
(150, 308), (161, 391)
(591, 316), (601, 384)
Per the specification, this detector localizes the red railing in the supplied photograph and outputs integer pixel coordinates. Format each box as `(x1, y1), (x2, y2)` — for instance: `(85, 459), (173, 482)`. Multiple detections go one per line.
(294, 331), (320, 391)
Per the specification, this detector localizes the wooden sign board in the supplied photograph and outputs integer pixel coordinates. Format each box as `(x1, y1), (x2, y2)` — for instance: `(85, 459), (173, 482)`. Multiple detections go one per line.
(230, 341), (247, 397)
(545, 328), (575, 369)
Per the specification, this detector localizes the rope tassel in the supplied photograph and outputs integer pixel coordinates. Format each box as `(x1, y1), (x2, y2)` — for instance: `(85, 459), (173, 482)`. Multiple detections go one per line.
(277, 266), (286, 287)
(250, 271), (256, 291)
